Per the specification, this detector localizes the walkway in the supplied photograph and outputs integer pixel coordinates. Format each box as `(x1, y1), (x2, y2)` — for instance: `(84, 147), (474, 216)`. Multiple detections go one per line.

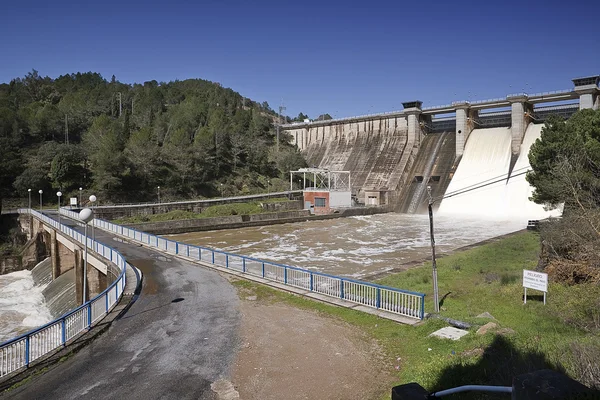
(2, 214), (240, 400)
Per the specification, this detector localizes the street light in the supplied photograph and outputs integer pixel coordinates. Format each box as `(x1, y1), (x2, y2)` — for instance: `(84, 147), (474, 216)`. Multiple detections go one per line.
(79, 207), (94, 304)
(220, 183), (223, 197)
(79, 187), (83, 207)
(28, 189), (31, 210)
(57, 191), (62, 225)
(38, 190), (43, 211)
(267, 179), (270, 195)
(157, 186), (161, 203)
(89, 195), (97, 244)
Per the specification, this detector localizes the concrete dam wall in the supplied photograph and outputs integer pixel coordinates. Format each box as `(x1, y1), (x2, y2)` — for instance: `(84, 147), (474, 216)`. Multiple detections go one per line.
(31, 258), (77, 318)
(287, 116), (418, 201)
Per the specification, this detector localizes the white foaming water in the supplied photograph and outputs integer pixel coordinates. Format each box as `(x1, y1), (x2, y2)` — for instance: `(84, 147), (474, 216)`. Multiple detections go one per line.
(438, 124), (561, 220)
(505, 124), (562, 219)
(438, 127), (512, 218)
(170, 213), (525, 278)
(0, 268), (53, 343)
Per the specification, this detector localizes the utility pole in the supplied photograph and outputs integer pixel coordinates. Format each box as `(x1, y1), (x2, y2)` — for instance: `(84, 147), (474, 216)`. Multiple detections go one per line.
(277, 104), (286, 154)
(64, 114), (69, 144)
(117, 92), (122, 117)
(427, 186), (440, 313)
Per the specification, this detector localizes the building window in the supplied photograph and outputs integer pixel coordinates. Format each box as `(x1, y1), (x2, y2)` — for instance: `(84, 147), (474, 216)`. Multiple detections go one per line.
(315, 197), (326, 207)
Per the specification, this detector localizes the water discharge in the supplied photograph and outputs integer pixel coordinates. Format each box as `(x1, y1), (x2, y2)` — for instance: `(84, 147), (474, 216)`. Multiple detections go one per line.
(170, 214), (525, 278)
(438, 124), (561, 219)
(0, 264), (53, 343)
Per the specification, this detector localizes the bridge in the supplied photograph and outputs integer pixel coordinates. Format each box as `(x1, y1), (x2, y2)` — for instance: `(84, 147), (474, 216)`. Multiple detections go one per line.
(282, 75), (600, 208)
(1, 207), (424, 397)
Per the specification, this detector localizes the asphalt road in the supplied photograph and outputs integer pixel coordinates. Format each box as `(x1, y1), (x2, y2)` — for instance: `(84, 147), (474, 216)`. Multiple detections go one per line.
(3, 214), (240, 400)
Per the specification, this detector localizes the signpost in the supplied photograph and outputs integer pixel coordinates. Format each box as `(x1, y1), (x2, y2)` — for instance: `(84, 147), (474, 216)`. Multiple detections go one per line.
(523, 269), (548, 305)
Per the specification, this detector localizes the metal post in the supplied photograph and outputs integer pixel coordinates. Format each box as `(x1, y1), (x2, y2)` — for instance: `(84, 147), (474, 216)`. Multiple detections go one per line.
(28, 189), (31, 210)
(427, 186), (440, 313)
(39, 190), (43, 211)
(543, 291), (546, 305)
(524, 287), (527, 304)
(83, 223), (88, 304)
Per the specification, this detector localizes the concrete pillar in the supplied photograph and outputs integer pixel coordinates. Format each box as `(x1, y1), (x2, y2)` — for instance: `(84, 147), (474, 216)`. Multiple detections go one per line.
(454, 102), (478, 158)
(74, 249), (85, 304)
(572, 75), (600, 110)
(87, 266), (106, 299)
(50, 229), (60, 279)
(402, 101), (423, 146)
(507, 95), (532, 155)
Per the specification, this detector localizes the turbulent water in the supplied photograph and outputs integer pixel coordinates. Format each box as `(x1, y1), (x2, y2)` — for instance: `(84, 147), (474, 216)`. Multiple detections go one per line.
(170, 213), (526, 278)
(0, 268), (53, 343)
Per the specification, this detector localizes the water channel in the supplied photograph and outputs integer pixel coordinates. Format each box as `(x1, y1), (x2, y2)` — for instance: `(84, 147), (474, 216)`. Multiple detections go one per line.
(169, 213), (526, 279)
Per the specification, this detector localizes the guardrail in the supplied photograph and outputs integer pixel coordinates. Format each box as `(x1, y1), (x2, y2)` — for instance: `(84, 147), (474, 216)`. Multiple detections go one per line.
(78, 210), (425, 320)
(0, 209), (128, 379)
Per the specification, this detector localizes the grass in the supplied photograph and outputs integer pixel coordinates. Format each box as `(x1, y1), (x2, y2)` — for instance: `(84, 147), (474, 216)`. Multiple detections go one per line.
(113, 199), (291, 224)
(231, 231), (600, 398)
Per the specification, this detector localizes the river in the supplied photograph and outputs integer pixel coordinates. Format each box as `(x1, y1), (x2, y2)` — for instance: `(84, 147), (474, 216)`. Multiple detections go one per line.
(0, 267), (52, 344)
(169, 213), (526, 278)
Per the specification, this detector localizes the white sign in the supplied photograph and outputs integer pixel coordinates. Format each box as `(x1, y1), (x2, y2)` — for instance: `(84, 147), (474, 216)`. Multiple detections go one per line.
(70, 197), (78, 206)
(523, 269), (548, 292)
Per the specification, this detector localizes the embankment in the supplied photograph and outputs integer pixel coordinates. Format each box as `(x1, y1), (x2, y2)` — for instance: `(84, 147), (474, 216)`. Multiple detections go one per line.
(124, 207), (389, 235)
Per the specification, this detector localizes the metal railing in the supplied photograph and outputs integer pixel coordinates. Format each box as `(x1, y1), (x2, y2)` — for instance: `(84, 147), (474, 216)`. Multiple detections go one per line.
(91, 191), (303, 209)
(0, 209), (128, 379)
(85, 213), (425, 320)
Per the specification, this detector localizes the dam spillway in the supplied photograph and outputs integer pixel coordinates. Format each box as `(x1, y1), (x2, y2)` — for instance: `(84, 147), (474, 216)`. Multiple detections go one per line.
(437, 123), (561, 219)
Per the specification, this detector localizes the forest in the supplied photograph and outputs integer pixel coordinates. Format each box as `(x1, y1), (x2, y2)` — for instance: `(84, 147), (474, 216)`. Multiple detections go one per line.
(0, 70), (306, 209)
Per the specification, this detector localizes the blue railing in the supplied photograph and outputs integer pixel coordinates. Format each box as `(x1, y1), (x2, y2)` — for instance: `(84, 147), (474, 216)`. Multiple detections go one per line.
(0, 209), (128, 379)
(69, 210), (425, 320)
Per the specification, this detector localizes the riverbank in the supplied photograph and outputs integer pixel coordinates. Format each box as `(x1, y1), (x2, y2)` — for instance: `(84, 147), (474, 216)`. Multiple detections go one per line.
(229, 230), (600, 397)
(120, 206), (389, 235)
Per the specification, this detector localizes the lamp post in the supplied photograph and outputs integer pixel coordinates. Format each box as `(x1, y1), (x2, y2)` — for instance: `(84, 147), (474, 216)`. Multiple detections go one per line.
(89, 195), (97, 244)
(267, 179), (270, 195)
(56, 191), (62, 225)
(427, 186), (440, 313)
(79, 187), (82, 207)
(220, 183), (223, 197)
(157, 186), (161, 204)
(78, 208), (94, 304)
(38, 190), (43, 211)
(28, 189), (31, 210)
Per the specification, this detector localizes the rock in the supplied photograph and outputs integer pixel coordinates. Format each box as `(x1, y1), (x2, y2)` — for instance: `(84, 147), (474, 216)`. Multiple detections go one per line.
(476, 322), (498, 335)
(245, 295), (257, 301)
(496, 327), (515, 336)
(476, 312), (495, 319)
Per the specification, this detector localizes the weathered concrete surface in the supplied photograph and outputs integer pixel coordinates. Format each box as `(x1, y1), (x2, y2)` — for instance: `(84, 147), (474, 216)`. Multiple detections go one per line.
(286, 117), (416, 202)
(2, 216), (241, 400)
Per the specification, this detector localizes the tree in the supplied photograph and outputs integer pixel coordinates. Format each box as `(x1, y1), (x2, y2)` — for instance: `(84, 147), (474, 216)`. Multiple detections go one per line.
(527, 109), (600, 283)
(315, 113), (332, 121)
(293, 112), (309, 122)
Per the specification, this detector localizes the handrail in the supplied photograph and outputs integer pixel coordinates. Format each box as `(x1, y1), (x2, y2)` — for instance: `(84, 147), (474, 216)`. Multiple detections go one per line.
(0, 209), (128, 379)
(86, 212), (426, 320)
(91, 190), (302, 208)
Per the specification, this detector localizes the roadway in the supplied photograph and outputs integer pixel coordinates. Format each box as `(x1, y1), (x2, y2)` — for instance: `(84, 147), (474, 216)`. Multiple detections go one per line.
(3, 213), (241, 400)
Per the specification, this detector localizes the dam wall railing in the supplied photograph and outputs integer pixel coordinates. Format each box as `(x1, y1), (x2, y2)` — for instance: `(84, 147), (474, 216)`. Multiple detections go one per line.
(59, 209), (426, 321)
(0, 209), (127, 379)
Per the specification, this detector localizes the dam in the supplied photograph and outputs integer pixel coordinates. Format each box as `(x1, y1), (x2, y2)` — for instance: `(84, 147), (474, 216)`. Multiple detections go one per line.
(283, 75), (599, 216)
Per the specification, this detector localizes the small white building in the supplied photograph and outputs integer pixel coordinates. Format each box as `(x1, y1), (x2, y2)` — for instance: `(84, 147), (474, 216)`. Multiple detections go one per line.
(290, 168), (352, 214)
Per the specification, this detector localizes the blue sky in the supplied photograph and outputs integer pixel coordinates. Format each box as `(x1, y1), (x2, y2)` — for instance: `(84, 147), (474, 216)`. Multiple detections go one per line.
(1, 0), (598, 119)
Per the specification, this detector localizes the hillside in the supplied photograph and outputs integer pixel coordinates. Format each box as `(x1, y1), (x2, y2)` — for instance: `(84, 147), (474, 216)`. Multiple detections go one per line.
(0, 70), (305, 209)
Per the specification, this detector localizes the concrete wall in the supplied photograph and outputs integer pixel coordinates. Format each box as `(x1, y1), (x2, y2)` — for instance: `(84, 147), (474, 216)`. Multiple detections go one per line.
(286, 116), (417, 203)
(91, 192), (303, 220)
(126, 210), (313, 234)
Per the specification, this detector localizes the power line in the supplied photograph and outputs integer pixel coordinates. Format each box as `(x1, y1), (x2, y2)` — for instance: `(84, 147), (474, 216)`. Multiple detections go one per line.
(435, 169), (530, 203)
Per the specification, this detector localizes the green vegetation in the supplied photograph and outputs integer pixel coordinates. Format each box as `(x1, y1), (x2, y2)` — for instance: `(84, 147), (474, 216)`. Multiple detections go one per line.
(233, 231), (600, 396)
(527, 109), (600, 283)
(113, 199), (291, 224)
(0, 70), (306, 213)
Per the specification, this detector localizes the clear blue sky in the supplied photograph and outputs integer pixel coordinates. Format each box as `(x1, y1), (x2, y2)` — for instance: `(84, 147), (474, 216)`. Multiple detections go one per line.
(1, 0), (598, 119)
